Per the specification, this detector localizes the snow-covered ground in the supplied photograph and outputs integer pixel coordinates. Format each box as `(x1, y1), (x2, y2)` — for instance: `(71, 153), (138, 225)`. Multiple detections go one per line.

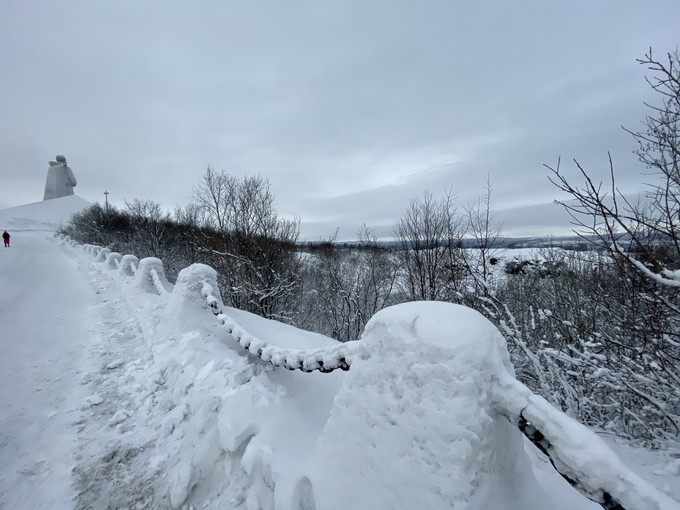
(0, 195), (90, 232)
(0, 199), (678, 509)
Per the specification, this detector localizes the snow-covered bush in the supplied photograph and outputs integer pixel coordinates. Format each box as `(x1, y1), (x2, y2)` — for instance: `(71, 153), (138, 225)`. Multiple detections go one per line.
(538, 49), (680, 442)
(296, 228), (398, 342)
(490, 248), (679, 442)
(191, 168), (302, 322)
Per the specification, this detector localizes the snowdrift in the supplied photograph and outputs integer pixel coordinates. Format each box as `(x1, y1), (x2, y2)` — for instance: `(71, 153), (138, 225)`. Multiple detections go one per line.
(59, 236), (680, 510)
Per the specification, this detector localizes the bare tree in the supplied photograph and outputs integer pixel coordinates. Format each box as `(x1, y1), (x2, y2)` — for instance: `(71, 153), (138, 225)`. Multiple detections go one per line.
(192, 167), (301, 321)
(124, 199), (172, 259)
(300, 226), (398, 342)
(544, 48), (680, 439)
(547, 49), (680, 285)
(463, 177), (504, 295)
(192, 165), (235, 231)
(394, 189), (465, 301)
(355, 225), (399, 321)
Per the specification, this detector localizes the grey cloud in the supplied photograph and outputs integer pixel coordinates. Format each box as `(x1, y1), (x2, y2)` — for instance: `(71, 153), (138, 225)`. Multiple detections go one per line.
(1, 0), (679, 240)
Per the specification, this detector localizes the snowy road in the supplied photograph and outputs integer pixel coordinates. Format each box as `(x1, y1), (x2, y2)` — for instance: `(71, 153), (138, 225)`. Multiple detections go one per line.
(0, 231), (157, 509)
(0, 231), (95, 508)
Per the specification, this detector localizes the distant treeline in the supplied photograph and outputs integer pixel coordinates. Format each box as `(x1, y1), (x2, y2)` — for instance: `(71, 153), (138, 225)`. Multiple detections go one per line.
(299, 235), (608, 252)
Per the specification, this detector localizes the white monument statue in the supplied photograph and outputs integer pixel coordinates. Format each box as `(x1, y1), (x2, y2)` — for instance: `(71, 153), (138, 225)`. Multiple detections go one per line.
(43, 154), (77, 200)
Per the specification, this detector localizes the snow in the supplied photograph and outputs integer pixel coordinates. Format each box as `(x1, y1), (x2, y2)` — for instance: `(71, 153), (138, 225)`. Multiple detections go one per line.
(0, 199), (678, 509)
(518, 395), (679, 510)
(0, 195), (90, 231)
(300, 302), (552, 510)
(0, 231), (93, 508)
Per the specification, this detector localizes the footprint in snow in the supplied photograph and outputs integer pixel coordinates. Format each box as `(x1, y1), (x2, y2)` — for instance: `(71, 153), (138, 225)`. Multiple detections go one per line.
(83, 395), (105, 409)
(105, 359), (124, 370)
(108, 410), (131, 427)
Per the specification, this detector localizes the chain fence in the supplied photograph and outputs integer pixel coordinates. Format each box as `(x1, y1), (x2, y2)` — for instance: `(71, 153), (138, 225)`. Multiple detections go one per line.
(201, 282), (355, 373)
(57, 234), (680, 510)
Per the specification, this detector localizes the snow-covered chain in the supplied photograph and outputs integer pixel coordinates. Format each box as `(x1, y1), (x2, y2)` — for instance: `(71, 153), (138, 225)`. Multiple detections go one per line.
(201, 283), (355, 373)
(149, 267), (169, 295)
(513, 413), (625, 510)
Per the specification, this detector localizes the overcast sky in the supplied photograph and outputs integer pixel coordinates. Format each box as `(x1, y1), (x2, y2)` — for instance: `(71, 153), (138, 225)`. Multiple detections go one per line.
(2, 1), (679, 239)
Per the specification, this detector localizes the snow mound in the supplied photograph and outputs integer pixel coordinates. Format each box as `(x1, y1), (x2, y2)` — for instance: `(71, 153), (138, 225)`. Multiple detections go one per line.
(299, 302), (558, 510)
(0, 195), (90, 231)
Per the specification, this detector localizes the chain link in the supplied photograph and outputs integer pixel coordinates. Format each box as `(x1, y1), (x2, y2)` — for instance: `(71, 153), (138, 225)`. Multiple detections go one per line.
(511, 412), (626, 510)
(203, 287), (354, 373)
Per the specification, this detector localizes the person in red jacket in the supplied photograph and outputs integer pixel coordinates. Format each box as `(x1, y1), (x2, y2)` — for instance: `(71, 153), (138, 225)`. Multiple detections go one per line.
(2, 230), (9, 247)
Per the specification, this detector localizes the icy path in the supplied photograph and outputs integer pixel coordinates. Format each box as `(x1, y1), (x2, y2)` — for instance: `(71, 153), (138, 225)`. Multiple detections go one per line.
(0, 232), (156, 509)
(0, 231), (95, 507)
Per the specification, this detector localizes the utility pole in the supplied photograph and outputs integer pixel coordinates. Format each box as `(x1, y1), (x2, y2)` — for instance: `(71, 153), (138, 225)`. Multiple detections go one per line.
(104, 191), (109, 215)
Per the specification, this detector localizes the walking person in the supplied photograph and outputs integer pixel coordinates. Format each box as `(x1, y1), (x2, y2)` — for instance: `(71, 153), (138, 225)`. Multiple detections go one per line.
(2, 230), (9, 247)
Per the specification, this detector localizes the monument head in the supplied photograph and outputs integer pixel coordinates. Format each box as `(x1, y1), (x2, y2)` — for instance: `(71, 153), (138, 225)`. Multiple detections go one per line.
(43, 154), (78, 201)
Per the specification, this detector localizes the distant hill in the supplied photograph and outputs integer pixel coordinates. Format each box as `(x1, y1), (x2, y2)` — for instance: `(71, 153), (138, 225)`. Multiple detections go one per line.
(0, 195), (91, 232)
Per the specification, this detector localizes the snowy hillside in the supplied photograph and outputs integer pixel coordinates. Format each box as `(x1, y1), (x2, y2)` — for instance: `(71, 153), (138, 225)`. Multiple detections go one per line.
(0, 202), (678, 509)
(0, 195), (90, 231)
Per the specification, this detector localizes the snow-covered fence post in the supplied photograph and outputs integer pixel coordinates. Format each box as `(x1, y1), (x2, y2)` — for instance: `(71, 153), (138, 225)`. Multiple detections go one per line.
(105, 252), (122, 270)
(119, 255), (139, 277)
(132, 257), (172, 294)
(298, 301), (541, 509)
(94, 247), (111, 262)
(167, 263), (223, 322)
(295, 302), (678, 510)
